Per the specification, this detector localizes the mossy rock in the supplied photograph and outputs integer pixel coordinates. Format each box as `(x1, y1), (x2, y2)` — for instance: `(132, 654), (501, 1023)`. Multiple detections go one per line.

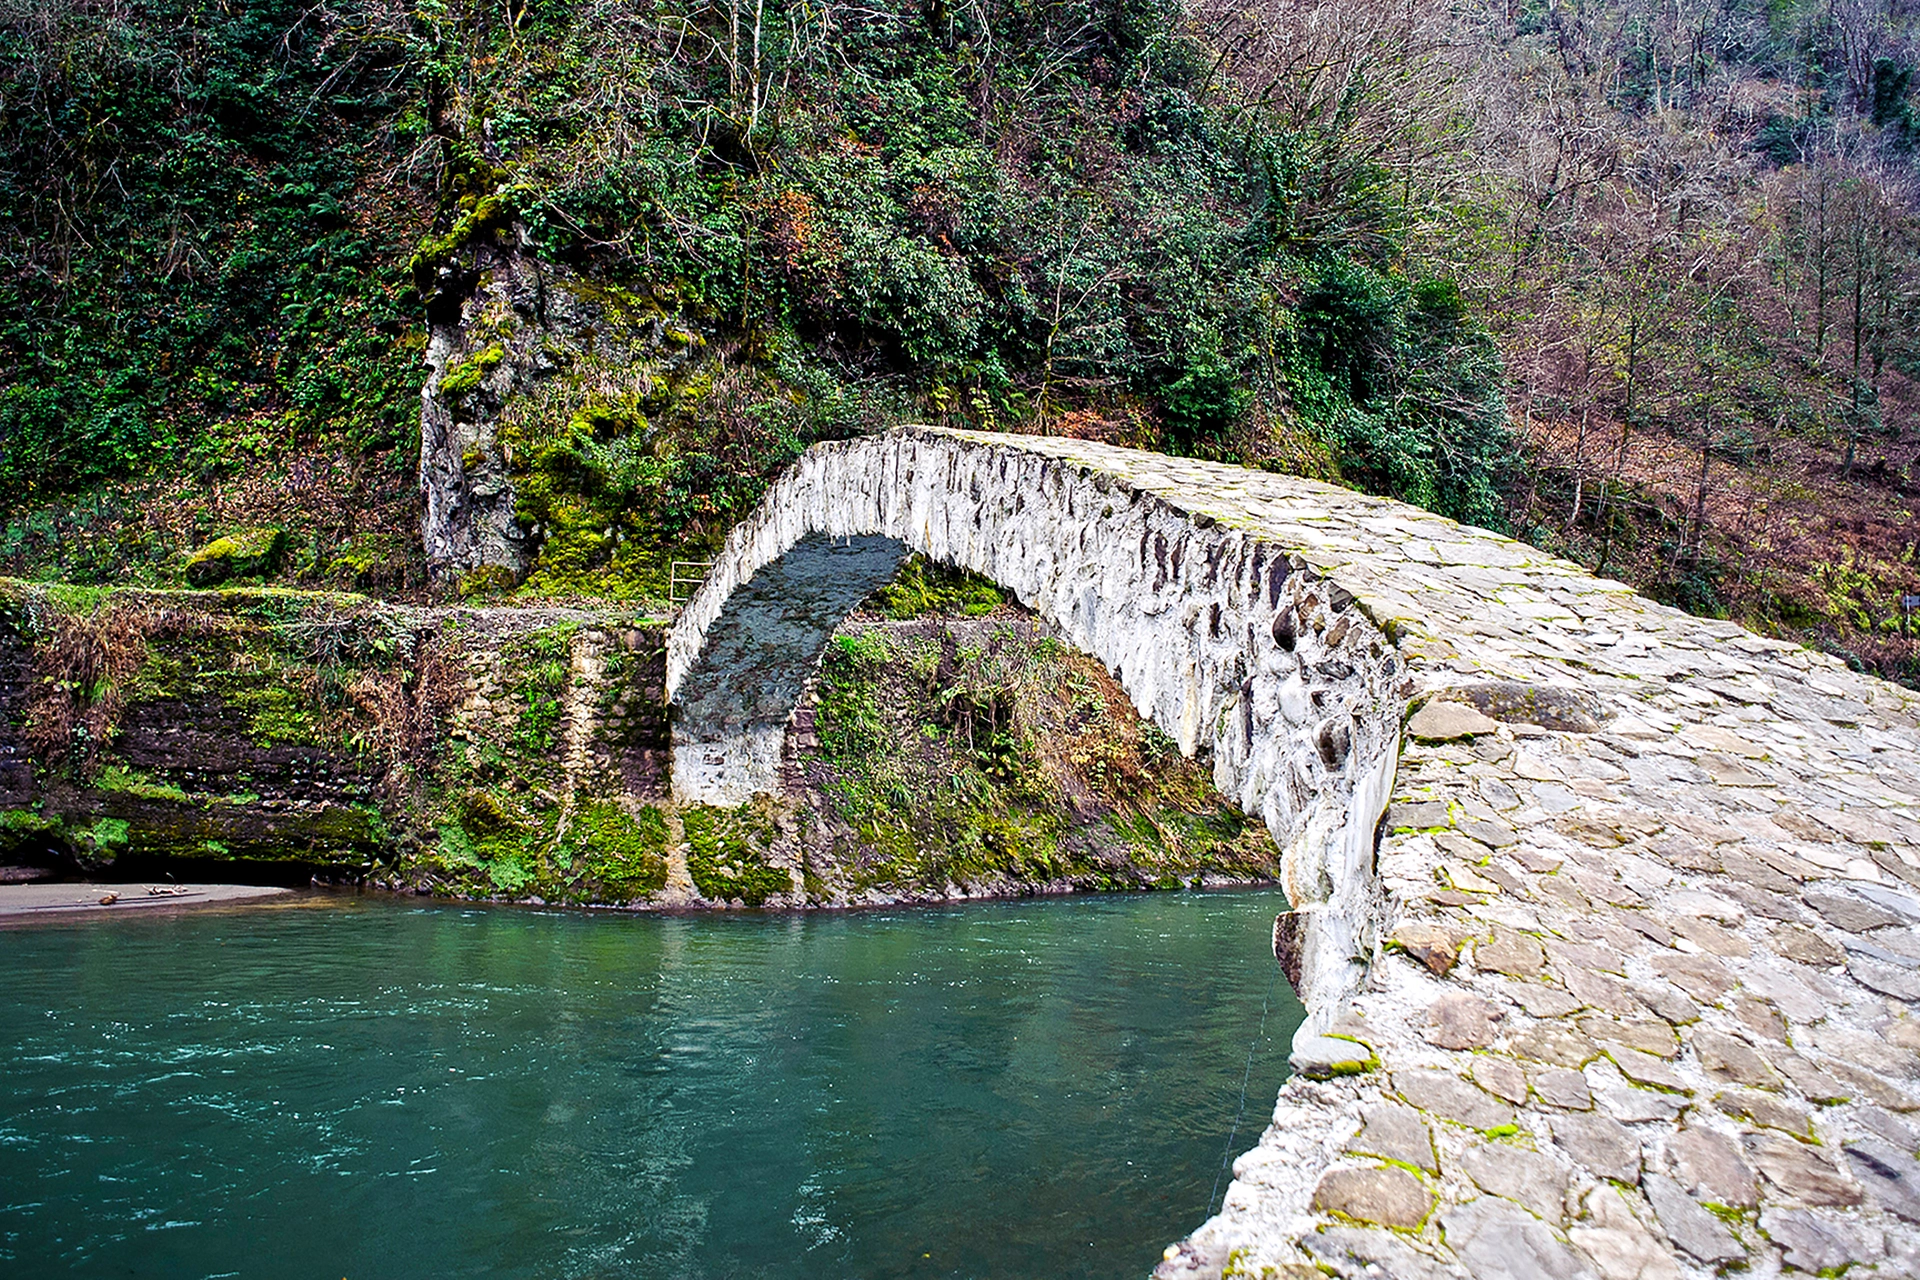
(456, 789), (522, 838)
(185, 527), (285, 586)
(684, 805), (789, 905)
(569, 801), (670, 901)
(458, 564), (519, 597)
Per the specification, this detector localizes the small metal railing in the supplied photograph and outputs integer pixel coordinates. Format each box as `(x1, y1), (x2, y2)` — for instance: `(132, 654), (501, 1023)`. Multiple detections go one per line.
(668, 560), (714, 604)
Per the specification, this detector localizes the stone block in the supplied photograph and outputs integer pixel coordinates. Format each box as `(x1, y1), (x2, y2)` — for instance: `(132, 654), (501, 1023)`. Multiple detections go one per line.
(1534, 1066), (1593, 1110)
(1475, 928), (1547, 978)
(1691, 1029), (1781, 1091)
(1472, 1056), (1529, 1105)
(1568, 1185), (1680, 1280)
(1513, 1024), (1599, 1069)
(1759, 1207), (1884, 1273)
(1713, 1088), (1813, 1139)
(1395, 1069), (1517, 1132)
(1461, 1141), (1570, 1223)
(1346, 1102), (1437, 1174)
(1425, 993), (1503, 1050)
(1310, 1164), (1432, 1229)
(1665, 1126), (1757, 1208)
(1806, 889), (1902, 933)
(1390, 921), (1464, 976)
(1439, 1197), (1596, 1280)
(1642, 1173), (1744, 1266)
(1300, 1226), (1456, 1280)
(1407, 701), (1500, 742)
(1291, 1034), (1375, 1080)
(1843, 1139), (1920, 1223)
(1548, 1112), (1643, 1182)
(1745, 1133), (1863, 1207)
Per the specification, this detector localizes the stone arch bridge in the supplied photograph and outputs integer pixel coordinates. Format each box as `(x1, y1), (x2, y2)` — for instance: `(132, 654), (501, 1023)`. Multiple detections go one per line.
(669, 426), (1920, 1279)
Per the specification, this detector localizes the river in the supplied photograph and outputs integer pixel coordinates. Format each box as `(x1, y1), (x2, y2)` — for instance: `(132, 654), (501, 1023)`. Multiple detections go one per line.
(0, 890), (1300, 1279)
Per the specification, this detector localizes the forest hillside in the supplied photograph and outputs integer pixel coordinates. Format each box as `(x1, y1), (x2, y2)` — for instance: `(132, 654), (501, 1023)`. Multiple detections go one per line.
(1, 0), (1915, 684)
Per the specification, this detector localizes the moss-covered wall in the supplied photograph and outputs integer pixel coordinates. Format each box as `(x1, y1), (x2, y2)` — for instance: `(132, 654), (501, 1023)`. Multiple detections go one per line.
(0, 576), (1281, 907)
(0, 580), (671, 890)
(779, 613), (1282, 905)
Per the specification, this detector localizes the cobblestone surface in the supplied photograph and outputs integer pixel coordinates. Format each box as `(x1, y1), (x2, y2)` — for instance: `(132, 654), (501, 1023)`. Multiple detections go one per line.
(680, 427), (1920, 1277)
(1039, 426), (1920, 1280)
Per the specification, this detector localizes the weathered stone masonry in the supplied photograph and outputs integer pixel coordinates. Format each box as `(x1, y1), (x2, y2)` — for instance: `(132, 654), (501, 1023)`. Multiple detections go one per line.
(0, 588), (671, 873)
(671, 429), (1407, 1016)
(672, 427), (1920, 1279)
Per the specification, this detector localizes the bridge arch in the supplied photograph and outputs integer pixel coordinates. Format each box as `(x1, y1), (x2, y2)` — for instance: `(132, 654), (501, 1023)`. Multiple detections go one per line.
(667, 427), (1408, 1015)
(669, 426), (1920, 1275)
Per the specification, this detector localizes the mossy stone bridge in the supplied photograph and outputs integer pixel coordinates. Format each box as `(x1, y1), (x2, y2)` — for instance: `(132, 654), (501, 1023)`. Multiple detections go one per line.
(670, 426), (1920, 1279)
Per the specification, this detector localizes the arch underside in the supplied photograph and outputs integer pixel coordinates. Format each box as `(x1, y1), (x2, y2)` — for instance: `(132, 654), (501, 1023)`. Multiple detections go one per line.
(671, 533), (911, 806)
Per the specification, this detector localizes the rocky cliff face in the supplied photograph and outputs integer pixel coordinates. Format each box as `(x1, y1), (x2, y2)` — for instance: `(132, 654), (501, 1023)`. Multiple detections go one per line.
(418, 234), (701, 588)
(418, 236), (543, 583)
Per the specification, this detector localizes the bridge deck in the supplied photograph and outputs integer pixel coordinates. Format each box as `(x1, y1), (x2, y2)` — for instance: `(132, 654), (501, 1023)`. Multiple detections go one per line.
(680, 427), (1920, 1278)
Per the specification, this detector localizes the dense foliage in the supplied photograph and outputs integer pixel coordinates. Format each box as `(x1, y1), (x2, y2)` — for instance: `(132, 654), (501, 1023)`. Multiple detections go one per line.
(0, 0), (424, 497)
(1, 0), (1516, 565)
(1438, 0), (1920, 679)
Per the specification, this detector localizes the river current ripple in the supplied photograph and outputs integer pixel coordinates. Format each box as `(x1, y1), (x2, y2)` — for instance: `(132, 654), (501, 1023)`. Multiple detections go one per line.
(0, 891), (1299, 1279)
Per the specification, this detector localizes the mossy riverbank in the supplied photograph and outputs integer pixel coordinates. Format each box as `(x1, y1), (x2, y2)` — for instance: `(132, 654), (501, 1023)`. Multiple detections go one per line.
(0, 575), (1281, 907)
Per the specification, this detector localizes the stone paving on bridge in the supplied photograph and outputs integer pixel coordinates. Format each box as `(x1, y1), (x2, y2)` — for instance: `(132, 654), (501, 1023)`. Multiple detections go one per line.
(975, 430), (1920, 1280)
(675, 426), (1920, 1277)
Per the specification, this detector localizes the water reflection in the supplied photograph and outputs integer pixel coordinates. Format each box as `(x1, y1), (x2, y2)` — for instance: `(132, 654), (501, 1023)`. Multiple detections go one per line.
(0, 892), (1299, 1279)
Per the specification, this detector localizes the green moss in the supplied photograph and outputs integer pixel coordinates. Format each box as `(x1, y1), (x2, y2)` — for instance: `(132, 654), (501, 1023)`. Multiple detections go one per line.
(43, 583), (115, 615)
(435, 822), (483, 868)
(684, 805), (789, 905)
(456, 788), (523, 838)
(429, 802), (550, 898)
(484, 845), (536, 894)
(965, 809), (1064, 881)
(351, 802), (391, 845)
(1, 808), (54, 835)
(437, 343), (505, 399)
(409, 191), (514, 276)
(568, 802), (669, 901)
(93, 765), (192, 803)
(507, 626), (575, 755)
(184, 527), (284, 586)
(88, 817), (130, 850)
(457, 565), (519, 597)
(874, 555), (1004, 618)
(1319, 1052), (1381, 1078)
(232, 683), (328, 747)
(128, 649), (193, 701)
(326, 533), (412, 586)
(815, 632), (892, 760)
(0, 808), (59, 859)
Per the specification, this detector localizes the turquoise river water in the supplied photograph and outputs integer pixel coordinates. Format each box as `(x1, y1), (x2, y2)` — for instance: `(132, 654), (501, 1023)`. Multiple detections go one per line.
(0, 891), (1301, 1279)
